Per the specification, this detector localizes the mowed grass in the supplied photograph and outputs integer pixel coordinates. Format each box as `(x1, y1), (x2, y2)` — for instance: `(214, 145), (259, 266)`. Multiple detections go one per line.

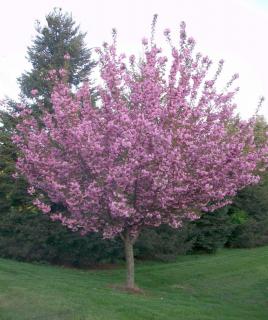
(0, 247), (268, 320)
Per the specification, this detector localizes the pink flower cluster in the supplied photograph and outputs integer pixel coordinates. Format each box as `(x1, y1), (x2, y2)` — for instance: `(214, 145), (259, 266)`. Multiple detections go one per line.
(14, 23), (268, 240)
(30, 89), (38, 96)
(32, 199), (51, 214)
(64, 53), (70, 60)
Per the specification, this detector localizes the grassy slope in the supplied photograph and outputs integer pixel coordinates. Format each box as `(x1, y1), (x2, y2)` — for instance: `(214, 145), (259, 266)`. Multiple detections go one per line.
(0, 247), (268, 320)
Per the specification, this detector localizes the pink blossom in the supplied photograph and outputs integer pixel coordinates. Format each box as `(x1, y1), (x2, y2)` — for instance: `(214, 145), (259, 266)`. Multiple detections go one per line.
(27, 186), (36, 195)
(64, 53), (70, 60)
(187, 37), (195, 45)
(32, 199), (51, 214)
(31, 89), (38, 96)
(59, 68), (67, 78)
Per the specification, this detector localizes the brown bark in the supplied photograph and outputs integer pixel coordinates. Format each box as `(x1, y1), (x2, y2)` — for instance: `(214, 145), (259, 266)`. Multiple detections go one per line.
(122, 231), (135, 289)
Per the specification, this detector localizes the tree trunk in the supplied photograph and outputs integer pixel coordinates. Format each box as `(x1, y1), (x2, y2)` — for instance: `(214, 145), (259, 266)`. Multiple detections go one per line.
(123, 231), (135, 290)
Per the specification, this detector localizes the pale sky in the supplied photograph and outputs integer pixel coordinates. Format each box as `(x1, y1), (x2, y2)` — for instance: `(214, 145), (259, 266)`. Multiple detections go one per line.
(0, 0), (267, 119)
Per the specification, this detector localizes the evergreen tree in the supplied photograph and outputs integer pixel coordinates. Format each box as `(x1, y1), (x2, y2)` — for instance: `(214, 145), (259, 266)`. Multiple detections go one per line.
(191, 207), (234, 253)
(0, 8), (96, 264)
(18, 7), (95, 104)
(0, 102), (30, 215)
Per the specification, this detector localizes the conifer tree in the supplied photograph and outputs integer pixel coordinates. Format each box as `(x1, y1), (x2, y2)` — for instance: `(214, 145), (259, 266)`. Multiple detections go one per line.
(18, 7), (95, 104)
(0, 8), (96, 262)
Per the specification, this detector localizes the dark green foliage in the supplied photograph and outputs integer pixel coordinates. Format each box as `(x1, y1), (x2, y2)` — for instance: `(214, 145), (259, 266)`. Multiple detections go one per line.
(0, 209), (196, 265)
(227, 171), (268, 248)
(0, 210), (124, 266)
(233, 173), (268, 220)
(228, 217), (268, 248)
(191, 207), (234, 253)
(0, 101), (32, 217)
(136, 224), (195, 261)
(18, 7), (95, 103)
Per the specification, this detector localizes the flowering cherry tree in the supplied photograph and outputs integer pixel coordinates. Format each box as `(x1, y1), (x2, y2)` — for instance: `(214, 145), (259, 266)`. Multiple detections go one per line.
(13, 19), (267, 289)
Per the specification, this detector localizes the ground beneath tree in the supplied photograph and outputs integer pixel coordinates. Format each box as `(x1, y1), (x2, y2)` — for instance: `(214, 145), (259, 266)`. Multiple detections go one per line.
(0, 247), (268, 320)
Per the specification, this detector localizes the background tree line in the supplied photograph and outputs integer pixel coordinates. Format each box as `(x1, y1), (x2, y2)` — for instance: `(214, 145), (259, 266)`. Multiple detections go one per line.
(0, 8), (267, 267)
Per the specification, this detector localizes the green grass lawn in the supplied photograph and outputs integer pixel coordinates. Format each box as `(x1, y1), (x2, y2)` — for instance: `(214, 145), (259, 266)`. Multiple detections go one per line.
(0, 247), (268, 320)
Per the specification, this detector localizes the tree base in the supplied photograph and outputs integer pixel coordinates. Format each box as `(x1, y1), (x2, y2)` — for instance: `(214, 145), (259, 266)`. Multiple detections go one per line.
(108, 284), (144, 295)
